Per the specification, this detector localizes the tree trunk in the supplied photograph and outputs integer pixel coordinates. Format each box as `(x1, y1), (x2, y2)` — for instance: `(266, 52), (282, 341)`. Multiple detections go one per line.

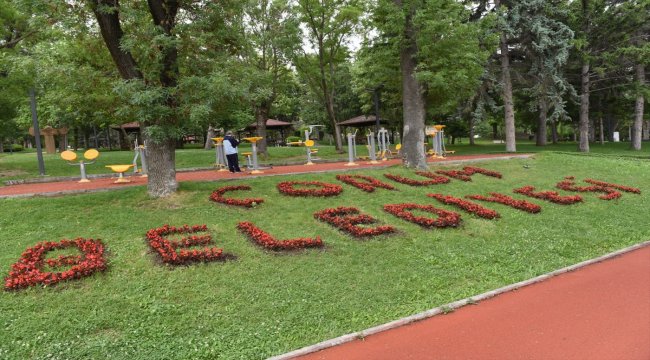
(551, 118), (558, 144)
(397, 0), (427, 169)
(145, 134), (178, 197)
(255, 106), (269, 156)
(578, 62), (590, 152)
(469, 116), (475, 145)
(204, 125), (216, 150)
(536, 98), (548, 146)
(497, 1), (516, 152)
(74, 128), (79, 150)
(90, 0), (142, 80)
(631, 63), (645, 150)
(492, 123), (498, 140)
(91, 0), (179, 198)
(599, 114), (604, 145)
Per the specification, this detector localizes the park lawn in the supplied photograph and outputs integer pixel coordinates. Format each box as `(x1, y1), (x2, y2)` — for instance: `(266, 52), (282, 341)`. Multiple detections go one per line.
(0, 144), (363, 182)
(1, 153), (649, 359)
(2, 140), (648, 183)
(446, 139), (650, 158)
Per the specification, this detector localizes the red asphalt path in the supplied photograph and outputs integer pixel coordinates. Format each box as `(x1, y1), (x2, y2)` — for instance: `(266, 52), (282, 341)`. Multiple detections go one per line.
(296, 245), (650, 360)
(0, 154), (530, 198)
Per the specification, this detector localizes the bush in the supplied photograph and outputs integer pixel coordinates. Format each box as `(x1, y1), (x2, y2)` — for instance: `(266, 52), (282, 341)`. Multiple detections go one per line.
(3, 144), (23, 152)
(286, 136), (302, 144)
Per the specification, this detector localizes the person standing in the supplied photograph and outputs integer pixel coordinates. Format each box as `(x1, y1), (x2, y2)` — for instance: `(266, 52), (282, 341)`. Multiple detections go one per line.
(223, 131), (242, 173)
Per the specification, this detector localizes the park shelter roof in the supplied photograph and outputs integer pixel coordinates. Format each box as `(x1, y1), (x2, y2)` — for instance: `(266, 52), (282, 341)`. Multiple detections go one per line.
(111, 122), (141, 130)
(246, 119), (293, 130)
(337, 115), (387, 128)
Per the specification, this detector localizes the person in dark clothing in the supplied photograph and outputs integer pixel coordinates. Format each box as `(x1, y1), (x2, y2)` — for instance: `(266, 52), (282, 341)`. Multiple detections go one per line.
(223, 131), (242, 173)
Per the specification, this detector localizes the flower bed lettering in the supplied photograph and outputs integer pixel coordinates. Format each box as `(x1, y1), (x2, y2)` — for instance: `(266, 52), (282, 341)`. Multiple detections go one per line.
(277, 181), (343, 197)
(427, 193), (500, 219)
(314, 207), (396, 237)
(237, 222), (323, 251)
(556, 177), (621, 200)
(145, 224), (230, 265)
(4, 238), (107, 291)
(584, 178), (641, 194)
(466, 193), (541, 213)
(436, 166), (503, 181)
(414, 171), (452, 184)
(513, 186), (583, 205)
(335, 174), (395, 192)
(383, 203), (461, 228)
(384, 173), (450, 186)
(210, 185), (263, 208)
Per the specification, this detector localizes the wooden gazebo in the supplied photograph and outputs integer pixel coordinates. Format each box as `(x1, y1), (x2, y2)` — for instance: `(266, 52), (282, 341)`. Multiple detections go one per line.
(245, 119), (293, 146)
(337, 115), (388, 128)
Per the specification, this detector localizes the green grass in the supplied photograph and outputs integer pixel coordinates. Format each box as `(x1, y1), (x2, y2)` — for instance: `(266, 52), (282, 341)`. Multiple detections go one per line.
(0, 144), (365, 182)
(447, 139), (650, 158)
(2, 140), (648, 183)
(1, 153), (649, 359)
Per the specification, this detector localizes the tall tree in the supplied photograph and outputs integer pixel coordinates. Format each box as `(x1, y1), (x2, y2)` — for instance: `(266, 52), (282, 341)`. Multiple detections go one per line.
(243, 0), (299, 155)
(88, 0), (180, 197)
(294, 0), (364, 151)
(494, 0), (517, 152)
(373, 0), (493, 169)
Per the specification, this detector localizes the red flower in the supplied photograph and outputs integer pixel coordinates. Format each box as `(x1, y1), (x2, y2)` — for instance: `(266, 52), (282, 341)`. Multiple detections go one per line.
(584, 178), (640, 194)
(436, 166), (503, 182)
(427, 193), (500, 219)
(4, 238), (107, 291)
(383, 203), (461, 228)
(556, 177), (621, 200)
(277, 181), (343, 197)
(209, 185), (264, 208)
(336, 174), (396, 192)
(314, 207), (396, 238)
(466, 193), (541, 213)
(513, 186), (583, 205)
(237, 222), (323, 251)
(145, 224), (231, 265)
(384, 173), (450, 186)
(414, 171), (452, 184)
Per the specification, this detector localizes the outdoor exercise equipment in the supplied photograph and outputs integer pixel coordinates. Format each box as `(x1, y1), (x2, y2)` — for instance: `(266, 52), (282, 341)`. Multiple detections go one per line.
(243, 137), (264, 174)
(105, 164), (135, 183)
(428, 125), (446, 158)
(211, 137), (228, 172)
(60, 149), (100, 183)
(132, 140), (148, 177)
(304, 125), (324, 165)
(377, 127), (390, 161)
(366, 131), (378, 164)
(345, 130), (359, 166)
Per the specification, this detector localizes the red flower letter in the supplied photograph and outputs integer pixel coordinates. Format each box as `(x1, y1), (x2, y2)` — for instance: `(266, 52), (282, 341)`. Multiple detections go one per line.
(314, 207), (396, 237)
(336, 174), (396, 192)
(145, 224), (232, 265)
(237, 222), (323, 251)
(5, 238), (107, 291)
(210, 185), (264, 208)
(383, 203), (461, 228)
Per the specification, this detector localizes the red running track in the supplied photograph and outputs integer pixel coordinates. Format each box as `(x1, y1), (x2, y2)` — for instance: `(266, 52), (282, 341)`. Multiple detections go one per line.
(0, 154), (530, 197)
(296, 245), (650, 360)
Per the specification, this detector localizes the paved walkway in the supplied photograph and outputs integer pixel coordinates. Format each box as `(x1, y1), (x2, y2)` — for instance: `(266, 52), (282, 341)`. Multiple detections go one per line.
(292, 244), (650, 360)
(0, 154), (530, 198)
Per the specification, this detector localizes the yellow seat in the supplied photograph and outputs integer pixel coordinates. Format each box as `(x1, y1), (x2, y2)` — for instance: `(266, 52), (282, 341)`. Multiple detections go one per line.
(105, 164), (134, 183)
